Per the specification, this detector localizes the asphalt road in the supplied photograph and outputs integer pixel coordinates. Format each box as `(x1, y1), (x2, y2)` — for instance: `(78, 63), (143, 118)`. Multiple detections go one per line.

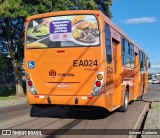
(0, 83), (159, 138)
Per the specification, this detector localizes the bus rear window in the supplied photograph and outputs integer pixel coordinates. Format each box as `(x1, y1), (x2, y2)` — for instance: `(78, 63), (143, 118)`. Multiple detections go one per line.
(26, 15), (100, 49)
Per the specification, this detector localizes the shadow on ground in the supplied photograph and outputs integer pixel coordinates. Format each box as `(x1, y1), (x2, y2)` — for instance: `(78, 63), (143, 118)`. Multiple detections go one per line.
(30, 105), (113, 120)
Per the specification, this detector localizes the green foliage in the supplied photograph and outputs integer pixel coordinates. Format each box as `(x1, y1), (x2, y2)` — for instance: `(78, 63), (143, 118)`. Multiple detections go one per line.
(54, 0), (75, 11)
(0, 86), (16, 97)
(0, 0), (112, 96)
(94, 0), (112, 18)
(0, 0), (22, 17)
(0, 0), (54, 17)
(0, 0), (112, 18)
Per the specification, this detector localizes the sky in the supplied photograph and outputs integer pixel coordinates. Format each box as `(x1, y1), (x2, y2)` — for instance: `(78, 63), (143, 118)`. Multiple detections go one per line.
(111, 0), (160, 65)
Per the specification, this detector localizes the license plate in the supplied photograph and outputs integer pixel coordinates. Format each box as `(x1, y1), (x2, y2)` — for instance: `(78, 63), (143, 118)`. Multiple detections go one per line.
(57, 83), (69, 88)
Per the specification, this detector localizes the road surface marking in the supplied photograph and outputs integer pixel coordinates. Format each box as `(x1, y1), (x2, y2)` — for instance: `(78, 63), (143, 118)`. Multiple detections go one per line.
(0, 115), (30, 127)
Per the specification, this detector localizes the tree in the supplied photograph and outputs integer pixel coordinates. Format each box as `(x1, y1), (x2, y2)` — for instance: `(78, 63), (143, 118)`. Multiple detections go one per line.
(0, 0), (55, 96)
(0, 0), (112, 96)
(94, 0), (112, 19)
(0, 17), (25, 96)
(54, 0), (98, 11)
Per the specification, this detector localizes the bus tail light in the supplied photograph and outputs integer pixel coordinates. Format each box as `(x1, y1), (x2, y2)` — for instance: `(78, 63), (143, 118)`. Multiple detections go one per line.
(26, 74), (30, 80)
(97, 74), (103, 80)
(30, 86), (36, 93)
(95, 81), (101, 87)
(91, 72), (104, 96)
(28, 81), (33, 86)
(26, 73), (37, 94)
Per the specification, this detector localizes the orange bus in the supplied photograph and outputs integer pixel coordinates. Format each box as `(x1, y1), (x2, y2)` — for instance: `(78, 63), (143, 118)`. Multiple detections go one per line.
(25, 10), (150, 113)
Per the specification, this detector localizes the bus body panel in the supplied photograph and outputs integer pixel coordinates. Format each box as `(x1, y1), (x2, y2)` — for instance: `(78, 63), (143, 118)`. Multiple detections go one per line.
(27, 92), (110, 111)
(25, 10), (149, 112)
(25, 48), (102, 96)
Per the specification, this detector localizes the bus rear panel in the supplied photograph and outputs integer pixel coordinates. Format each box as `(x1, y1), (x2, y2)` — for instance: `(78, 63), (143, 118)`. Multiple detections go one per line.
(25, 11), (107, 109)
(25, 10), (149, 112)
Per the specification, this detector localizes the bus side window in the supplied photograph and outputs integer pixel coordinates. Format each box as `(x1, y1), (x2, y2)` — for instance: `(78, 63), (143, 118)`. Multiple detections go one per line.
(105, 24), (112, 64)
(143, 53), (146, 70)
(139, 51), (145, 71)
(128, 42), (130, 55)
(130, 44), (134, 68)
(121, 37), (124, 64)
(121, 38), (135, 68)
(121, 38), (128, 66)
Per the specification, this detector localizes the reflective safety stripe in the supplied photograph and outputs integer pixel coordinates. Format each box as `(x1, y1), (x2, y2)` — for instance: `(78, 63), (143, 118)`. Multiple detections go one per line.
(82, 96), (87, 100)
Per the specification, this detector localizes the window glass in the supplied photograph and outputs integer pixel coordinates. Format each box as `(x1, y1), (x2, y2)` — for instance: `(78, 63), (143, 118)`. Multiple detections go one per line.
(105, 24), (112, 64)
(124, 40), (128, 53)
(143, 53), (146, 70)
(128, 43), (132, 55)
(139, 51), (145, 71)
(122, 39), (125, 52)
(130, 44), (134, 56)
(121, 37), (135, 68)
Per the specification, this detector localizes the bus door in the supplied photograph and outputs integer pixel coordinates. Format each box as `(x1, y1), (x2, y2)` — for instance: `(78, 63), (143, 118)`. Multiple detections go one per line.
(112, 39), (122, 107)
(105, 24), (115, 109)
(134, 52), (139, 99)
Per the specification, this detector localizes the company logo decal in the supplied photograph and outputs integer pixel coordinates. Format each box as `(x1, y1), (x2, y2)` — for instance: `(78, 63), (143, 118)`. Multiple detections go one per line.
(49, 70), (56, 78)
(49, 70), (75, 78)
(58, 73), (75, 77)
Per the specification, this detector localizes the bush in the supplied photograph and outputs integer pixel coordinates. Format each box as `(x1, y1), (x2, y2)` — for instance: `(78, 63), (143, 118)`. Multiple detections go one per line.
(0, 86), (16, 97)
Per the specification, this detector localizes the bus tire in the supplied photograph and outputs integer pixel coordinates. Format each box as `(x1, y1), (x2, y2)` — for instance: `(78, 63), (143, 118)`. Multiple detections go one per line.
(118, 89), (129, 112)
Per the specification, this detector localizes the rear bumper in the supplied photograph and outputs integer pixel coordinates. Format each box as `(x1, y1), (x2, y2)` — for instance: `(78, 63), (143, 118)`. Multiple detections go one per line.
(27, 92), (108, 110)
(152, 81), (159, 84)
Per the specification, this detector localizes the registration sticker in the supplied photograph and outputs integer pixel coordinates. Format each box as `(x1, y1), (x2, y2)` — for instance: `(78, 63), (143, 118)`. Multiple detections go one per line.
(57, 83), (69, 88)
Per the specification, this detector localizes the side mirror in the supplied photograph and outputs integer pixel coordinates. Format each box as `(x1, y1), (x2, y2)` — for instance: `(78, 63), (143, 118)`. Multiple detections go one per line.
(148, 62), (151, 68)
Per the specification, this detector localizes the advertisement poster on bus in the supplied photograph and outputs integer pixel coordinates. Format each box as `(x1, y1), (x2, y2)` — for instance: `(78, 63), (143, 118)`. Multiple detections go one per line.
(26, 15), (100, 48)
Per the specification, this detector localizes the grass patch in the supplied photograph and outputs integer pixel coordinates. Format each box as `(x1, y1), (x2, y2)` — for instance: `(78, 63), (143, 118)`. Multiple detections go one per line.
(0, 87), (17, 101)
(0, 96), (18, 101)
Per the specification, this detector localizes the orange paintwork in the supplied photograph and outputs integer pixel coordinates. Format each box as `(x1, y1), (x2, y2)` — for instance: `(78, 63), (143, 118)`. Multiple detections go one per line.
(25, 10), (149, 112)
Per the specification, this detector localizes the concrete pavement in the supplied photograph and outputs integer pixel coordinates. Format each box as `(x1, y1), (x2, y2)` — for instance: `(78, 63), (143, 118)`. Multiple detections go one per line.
(141, 84), (160, 138)
(146, 102), (160, 129)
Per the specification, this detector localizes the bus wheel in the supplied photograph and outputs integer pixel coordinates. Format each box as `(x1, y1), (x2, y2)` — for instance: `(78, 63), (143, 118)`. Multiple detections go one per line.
(118, 89), (129, 112)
